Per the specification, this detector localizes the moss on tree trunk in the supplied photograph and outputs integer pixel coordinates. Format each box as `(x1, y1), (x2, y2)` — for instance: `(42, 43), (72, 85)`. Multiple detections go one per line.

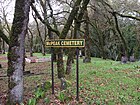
(66, 48), (74, 75)
(83, 8), (91, 63)
(7, 0), (31, 104)
(57, 48), (65, 78)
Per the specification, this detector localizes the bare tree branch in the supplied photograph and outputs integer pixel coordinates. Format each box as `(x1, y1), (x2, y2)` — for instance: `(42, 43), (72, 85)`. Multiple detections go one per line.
(101, 0), (140, 21)
(60, 0), (82, 38)
(47, 0), (58, 30)
(2, 8), (11, 33)
(0, 30), (9, 44)
(113, 12), (140, 21)
(31, 3), (60, 35)
(0, 19), (9, 44)
(112, 12), (128, 52)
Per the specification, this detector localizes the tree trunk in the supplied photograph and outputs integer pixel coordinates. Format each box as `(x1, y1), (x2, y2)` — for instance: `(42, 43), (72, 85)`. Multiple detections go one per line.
(28, 28), (34, 57)
(29, 39), (33, 57)
(7, 0), (31, 104)
(65, 0), (91, 73)
(97, 26), (106, 59)
(65, 21), (78, 75)
(57, 0), (83, 79)
(33, 14), (46, 56)
(0, 38), (2, 54)
(57, 48), (65, 78)
(42, 44), (46, 56)
(43, 25), (47, 56)
(57, 0), (89, 78)
(56, 48), (66, 89)
(2, 40), (5, 54)
(0, 30), (9, 45)
(113, 13), (128, 56)
(66, 48), (74, 75)
(83, 8), (91, 63)
(52, 51), (57, 62)
(0, 19), (9, 45)
(66, 29), (74, 75)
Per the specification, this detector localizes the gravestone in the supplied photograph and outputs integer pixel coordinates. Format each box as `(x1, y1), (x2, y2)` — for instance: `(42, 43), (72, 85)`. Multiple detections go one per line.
(79, 50), (83, 57)
(60, 78), (67, 90)
(129, 55), (135, 62)
(25, 58), (36, 63)
(121, 56), (128, 64)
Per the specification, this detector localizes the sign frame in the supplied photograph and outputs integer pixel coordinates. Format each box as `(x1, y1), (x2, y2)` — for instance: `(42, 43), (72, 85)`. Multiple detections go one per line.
(46, 39), (85, 101)
(45, 39), (85, 48)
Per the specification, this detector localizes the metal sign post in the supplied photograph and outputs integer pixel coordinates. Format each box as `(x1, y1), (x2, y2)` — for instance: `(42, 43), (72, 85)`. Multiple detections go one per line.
(45, 39), (85, 100)
(51, 47), (54, 94)
(76, 47), (79, 101)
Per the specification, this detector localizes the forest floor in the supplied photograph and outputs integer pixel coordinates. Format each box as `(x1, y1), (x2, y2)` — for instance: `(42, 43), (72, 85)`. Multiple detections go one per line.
(0, 53), (140, 105)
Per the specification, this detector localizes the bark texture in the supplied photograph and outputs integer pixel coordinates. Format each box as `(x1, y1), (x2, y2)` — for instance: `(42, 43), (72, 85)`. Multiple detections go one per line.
(112, 12), (128, 56)
(83, 8), (91, 63)
(57, 48), (65, 78)
(7, 0), (31, 104)
(57, 0), (82, 79)
(2, 40), (5, 54)
(0, 38), (2, 53)
(66, 0), (90, 74)
(66, 48), (74, 75)
(28, 29), (34, 57)
(0, 20), (9, 45)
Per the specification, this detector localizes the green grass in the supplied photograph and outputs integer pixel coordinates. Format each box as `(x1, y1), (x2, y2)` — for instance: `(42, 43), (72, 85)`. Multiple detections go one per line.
(0, 53), (8, 62)
(69, 58), (140, 104)
(33, 53), (51, 58)
(1, 53), (140, 104)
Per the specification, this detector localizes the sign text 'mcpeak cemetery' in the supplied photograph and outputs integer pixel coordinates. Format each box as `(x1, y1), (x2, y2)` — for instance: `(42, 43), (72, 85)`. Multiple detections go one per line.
(45, 39), (85, 47)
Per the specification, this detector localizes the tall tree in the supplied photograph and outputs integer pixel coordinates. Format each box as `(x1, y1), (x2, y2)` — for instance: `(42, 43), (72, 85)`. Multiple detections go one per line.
(31, 0), (90, 81)
(66, 0), (91, 74)
(83, 8), (91, 63)
(7, 0), (31, 104)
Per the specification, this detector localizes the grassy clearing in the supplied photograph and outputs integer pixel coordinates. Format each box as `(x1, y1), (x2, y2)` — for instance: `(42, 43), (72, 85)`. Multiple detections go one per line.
(70, 58), (140, 104)
(0, 54), (140, 104)
(24, 55), (140, 104)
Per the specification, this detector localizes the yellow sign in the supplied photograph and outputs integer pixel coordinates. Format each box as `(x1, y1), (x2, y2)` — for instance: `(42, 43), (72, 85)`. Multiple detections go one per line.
(45, 39), (85, 47)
